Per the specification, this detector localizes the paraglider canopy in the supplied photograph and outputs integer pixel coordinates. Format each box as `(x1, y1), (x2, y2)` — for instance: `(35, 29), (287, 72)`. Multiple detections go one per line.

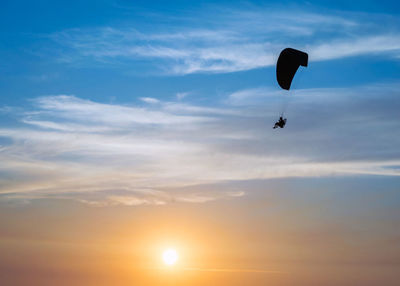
(276, 48), (308, 90)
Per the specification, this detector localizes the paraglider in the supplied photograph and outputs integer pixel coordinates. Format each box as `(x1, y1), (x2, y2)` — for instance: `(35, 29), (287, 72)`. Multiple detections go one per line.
(273, 116), (287, 129)
(274, 48), (308, 129)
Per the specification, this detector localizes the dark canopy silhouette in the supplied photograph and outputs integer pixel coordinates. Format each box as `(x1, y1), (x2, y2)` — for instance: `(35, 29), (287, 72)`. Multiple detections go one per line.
(276, 48), (308, 90)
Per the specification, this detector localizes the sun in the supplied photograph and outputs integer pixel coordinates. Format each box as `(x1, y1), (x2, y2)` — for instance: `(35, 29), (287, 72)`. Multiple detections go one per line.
(162, 248), (178, 266)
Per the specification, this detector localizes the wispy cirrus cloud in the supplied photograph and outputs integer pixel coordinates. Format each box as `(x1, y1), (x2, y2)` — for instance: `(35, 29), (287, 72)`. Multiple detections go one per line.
(139, 97), (160, 104)
(0, 82), (399, 206)
(45, 7), (400, 74)
(29, 95), (209, 125)
(176, 92), (190, 100)
(309, 35), (400, 61)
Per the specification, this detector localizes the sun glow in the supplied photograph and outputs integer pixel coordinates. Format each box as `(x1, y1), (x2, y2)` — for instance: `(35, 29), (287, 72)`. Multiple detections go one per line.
(162, 248), (178, 266)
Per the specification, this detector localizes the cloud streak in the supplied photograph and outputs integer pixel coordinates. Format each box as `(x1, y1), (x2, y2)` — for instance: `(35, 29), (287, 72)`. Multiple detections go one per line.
(46, 7), (400, 74)
(0, 82), (400, 206)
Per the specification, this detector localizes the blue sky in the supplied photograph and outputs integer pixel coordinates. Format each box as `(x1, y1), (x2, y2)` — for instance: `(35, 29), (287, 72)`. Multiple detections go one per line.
(1, 0), (400, 206)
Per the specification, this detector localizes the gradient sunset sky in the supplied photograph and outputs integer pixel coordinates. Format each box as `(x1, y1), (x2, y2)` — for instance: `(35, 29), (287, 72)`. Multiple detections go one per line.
(1, 0), (400, 285)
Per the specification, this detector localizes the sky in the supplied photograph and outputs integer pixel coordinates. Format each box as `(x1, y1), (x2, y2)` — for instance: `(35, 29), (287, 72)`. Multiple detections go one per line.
(1, 0), (400, 285)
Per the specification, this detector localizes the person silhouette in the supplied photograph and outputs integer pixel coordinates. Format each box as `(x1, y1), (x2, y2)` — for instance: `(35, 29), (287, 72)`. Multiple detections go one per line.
(273, 117), (287, 129)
